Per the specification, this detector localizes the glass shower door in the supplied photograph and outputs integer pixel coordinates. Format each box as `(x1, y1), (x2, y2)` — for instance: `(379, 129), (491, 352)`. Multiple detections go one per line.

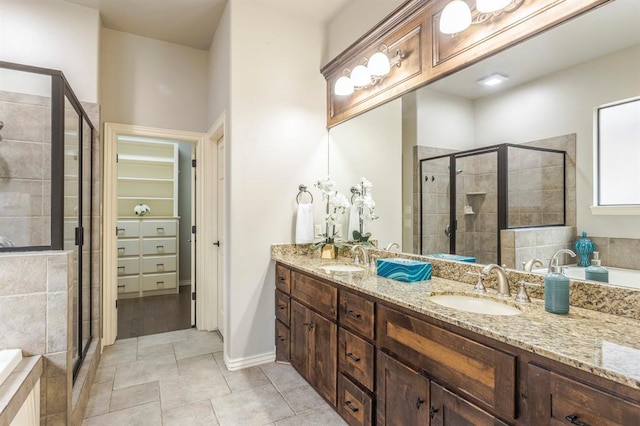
(420, 156), (451, 255)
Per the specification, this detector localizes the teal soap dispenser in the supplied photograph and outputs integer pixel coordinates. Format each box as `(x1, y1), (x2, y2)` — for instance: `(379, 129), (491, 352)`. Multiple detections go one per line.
(544, 249), (577, 315)
(585, 251), (609, 283)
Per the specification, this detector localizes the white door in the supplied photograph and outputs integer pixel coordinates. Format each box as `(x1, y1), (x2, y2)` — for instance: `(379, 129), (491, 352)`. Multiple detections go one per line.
(190, 146), (197, 326)
(216, 136), (225, 337)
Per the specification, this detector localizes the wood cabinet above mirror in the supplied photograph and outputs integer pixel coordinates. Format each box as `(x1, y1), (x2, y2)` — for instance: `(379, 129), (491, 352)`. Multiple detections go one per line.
(321, 0), (610, 128)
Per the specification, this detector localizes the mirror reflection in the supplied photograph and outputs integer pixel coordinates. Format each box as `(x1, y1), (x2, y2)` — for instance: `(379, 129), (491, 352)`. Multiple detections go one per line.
(328, 0), (640, 289)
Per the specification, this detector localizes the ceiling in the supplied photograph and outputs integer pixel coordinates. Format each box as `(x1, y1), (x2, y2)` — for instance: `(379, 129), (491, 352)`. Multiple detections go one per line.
(62, 0), (351, 50)
(429, 0), (640, 100)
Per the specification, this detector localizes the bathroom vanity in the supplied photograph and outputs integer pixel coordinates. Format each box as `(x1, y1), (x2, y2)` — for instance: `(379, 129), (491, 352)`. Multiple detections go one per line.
(273, 247), (640, 425)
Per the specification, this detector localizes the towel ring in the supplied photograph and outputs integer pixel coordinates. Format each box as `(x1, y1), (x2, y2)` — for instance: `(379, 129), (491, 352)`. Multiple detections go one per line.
(296, 184), (313, 204)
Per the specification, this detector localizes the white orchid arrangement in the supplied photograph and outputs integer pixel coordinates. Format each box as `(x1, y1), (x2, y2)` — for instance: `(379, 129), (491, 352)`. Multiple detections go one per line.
(134, 203), (151, 216)
(351, 177), (378, 245)
(313, 176), (350, 250)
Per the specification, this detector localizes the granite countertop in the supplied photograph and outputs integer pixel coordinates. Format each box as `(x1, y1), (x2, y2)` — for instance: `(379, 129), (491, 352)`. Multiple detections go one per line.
(272, 250), (640, 391)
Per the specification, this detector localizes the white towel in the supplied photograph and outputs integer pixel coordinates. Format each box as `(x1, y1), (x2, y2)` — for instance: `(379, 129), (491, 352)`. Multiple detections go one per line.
(295, 203), (314, 244)
(347, 206), (360, 241)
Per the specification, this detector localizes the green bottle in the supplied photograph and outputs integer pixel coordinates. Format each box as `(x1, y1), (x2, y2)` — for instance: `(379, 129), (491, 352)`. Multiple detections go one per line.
(585, 251), (608, 283)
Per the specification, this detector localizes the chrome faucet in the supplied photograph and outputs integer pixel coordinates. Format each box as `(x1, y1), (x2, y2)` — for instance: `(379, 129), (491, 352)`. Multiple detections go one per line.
(482, 264), (511, 298)
(385, 242), (399, 251)
(351, 245), (369, 266)
(548, 249), (577, 271)
(523, 258), (544, 272)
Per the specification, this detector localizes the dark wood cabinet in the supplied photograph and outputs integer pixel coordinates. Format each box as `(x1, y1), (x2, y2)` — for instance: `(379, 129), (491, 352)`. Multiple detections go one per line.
(430, 381), (509, 426)
(275, 289), (290, 326)
(339, 373), (374, 426)
(339, 290), (375, 340)
(275, 319), (289, 362)
(291, 271), (338, 320)
(290, 299), (338, 405)
(377, 350), (430, 426)
(276, 263), (291, 293)
(339, 328), (375, 391)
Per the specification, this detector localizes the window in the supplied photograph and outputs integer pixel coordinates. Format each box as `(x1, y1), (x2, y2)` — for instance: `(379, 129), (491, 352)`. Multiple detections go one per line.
(593, 97), (640, 213)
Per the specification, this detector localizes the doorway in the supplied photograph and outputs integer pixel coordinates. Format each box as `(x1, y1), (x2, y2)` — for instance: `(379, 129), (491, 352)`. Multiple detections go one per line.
(103, 123), (208, 346)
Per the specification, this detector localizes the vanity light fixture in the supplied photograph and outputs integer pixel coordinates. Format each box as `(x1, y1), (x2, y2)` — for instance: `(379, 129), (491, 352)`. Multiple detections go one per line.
(439, 0), (525, 35)
(334, 44), (405, 96)
(477, 73), (509, 86)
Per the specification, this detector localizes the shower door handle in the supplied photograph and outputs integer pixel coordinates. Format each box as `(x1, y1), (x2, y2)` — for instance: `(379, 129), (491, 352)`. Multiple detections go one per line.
(444, 224), (451, 237)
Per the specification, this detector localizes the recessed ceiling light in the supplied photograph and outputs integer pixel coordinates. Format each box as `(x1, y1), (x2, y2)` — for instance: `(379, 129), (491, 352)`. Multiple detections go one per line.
(477, 73), (509, 87)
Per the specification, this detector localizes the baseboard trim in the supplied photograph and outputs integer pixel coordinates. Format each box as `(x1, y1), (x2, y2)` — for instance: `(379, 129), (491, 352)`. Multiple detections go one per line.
(225, 351), (276, 371)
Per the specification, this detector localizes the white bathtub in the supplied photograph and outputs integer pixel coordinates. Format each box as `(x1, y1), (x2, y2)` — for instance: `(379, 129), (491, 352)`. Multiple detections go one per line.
(0, 349), (22, 386)
(533, 265), (640, 290)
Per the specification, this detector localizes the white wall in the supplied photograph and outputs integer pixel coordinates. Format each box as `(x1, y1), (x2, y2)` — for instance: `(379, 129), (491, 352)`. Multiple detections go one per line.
(323, 0), (406, 66)
(0, 0), (100, 102)
(474, 45), (640, 239)
(226, 1), (328, 361)
(208, 2), (231, 124)
(100, 29), (209, 132)
(329, 99), (403, 248)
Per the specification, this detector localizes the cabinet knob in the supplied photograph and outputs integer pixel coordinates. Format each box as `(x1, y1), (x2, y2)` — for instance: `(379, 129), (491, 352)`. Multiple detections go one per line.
(429, 405), (438, 418)
(344, 401), (359, 413)
(565, 415), (590, 426)
(347, 309), (361, 319)
(415, 397), (425, 410)
(346, 352), (361, 362)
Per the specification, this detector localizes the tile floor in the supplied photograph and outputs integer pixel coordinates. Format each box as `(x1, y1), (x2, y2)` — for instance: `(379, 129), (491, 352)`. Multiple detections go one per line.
(83, 329), (347, 425)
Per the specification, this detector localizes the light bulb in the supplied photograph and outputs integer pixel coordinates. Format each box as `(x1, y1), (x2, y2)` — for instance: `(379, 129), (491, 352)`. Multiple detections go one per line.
(476, 0), (511, 13)
(367, 51), (391, 78)
(439, 0), (472, 34)
(350, 65), (371, 88)
(334, 75), (354, 96)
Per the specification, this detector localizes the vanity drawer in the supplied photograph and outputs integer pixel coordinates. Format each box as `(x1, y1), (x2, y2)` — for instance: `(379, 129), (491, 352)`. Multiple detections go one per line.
(275, 290), (290, 326)
(117, 258), (139, 276)
(116, 221), (140, 238)
(141, 220), (177, 237)
(142, 256), (176, 274)
(117, 239), (140, 257)
(549, 372), (640, 425)
(338, 373), (373, 426)
(275, 320), (290, 362)
(141, 238), (176, 255)
(276, 264), (291, 293)
(142, 273), (177, 291)
(377, 304), (516, 420)
(291, 271), (337, 320)
(339, 290), (375, 340)
(339, 328), (374, 391)
(117, 276), (139, 294)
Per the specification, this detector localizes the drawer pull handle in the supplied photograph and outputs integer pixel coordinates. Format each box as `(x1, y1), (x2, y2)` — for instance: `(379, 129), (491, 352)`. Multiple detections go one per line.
(156, 281), (165, 286)
(278, 336), (286, 342)
(117, 228), (125, 235)
(117, 284), (125, 288)
(303, 322), (314, 330)
(278, 277), (286, 283)
(118, 247), (125, 253)
(415, 398), (425, 410)
(157, 263), (164, 267)
(565, 415), (590, 426)
(118, 266), (125, 273)
(346, 352), (361, 362)
(345, 401), (359, 413)
(278, 304), (286, 310)
(156, 245), (164, 250)
(347, 310), (361, 319)
(429, 405), (438, 418)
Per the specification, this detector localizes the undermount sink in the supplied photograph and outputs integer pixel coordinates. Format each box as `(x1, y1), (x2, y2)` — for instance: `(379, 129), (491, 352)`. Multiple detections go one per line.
(320, 264), (364, 273)
(428, 294), (522, 316)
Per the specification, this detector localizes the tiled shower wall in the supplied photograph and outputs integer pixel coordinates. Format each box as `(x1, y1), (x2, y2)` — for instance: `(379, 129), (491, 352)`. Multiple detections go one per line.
(0, 90), (52, 247)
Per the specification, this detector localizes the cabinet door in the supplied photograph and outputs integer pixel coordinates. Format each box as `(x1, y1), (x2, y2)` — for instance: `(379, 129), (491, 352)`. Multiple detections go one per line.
(430, 382), (509, 426)
(275, 320), (290, 362)
(377, 351), (430, 426)
(309, 309), (338, 406)
(290, 301), (310, 378)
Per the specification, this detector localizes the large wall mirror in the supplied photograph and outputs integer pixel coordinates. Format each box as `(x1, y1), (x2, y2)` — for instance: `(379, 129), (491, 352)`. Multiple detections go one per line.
(328, 0), (640, 287)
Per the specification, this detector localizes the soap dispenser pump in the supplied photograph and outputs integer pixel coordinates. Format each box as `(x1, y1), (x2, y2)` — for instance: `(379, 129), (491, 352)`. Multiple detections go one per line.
(544, 249), (576, 315)
(585, 251), (609, 283)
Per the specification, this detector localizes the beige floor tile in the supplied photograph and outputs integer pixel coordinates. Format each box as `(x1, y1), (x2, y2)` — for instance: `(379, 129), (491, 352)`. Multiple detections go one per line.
(93, 364), (116, 385)
(113, 355), (178, 390)
(211, 384), (294, 426)
(100, 340), (137, 367)
(82, 401), (162, 426)
(274, 406), (347, 426)
(162, 400), (219, 426)
(177, 353), (222, 377)
(260, 362), (307, 392)
(173, 332), (223, 359)
(110, 381), (160, 412)
(223, 366), (271, 392)
(84, 381), (112, 418)
(114, 337), (138, 346)
(279, 383), (327, 414)
(137, 342), (175, 361)
(138, 329), (187, 348)
(159, 371), (230, 411)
